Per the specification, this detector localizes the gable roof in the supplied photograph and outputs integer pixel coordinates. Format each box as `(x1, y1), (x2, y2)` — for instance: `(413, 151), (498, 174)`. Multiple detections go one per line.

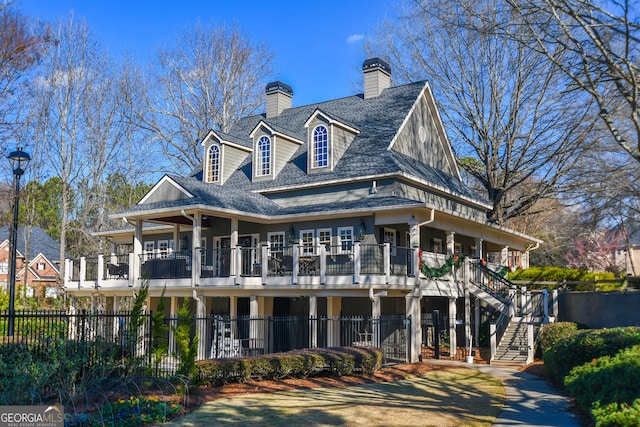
(121, 80), (490, 220)
(0, 226), (62, 263)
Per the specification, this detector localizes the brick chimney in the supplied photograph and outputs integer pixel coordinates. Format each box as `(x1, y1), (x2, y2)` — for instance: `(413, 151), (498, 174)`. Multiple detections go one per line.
(265, 81), (293, 118)
(362, 57), (391, 99)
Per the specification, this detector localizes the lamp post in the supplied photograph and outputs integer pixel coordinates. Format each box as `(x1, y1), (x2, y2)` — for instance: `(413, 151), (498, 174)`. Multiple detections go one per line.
(7, 147), (30, 337)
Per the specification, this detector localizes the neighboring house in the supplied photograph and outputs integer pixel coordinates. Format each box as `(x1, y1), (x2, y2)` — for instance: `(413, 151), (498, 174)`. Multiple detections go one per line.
(0, 226), (62, 298)
(65, 58), (542, 363)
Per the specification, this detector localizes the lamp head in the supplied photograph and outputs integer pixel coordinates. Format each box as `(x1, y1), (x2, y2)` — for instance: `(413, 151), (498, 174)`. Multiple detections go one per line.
(8, 148), (31, 177)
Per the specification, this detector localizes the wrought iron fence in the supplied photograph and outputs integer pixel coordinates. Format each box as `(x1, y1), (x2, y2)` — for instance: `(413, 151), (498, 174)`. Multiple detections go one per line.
(0, 310), (410, 376)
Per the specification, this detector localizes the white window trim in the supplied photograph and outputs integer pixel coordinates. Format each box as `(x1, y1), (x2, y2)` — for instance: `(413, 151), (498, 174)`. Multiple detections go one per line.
(384, 227), (397, 256)
(268, 232), (285, 258)
(317, 228), (332, 254)
(432, 238), (443, 254)
(311, 125), (329, 169)
(255, 135), (272, 177)
(144, 241), (155, 261)
(207, 144), (221, 183)
(300, 229), (315, 255)
(337, 226), (354, 254)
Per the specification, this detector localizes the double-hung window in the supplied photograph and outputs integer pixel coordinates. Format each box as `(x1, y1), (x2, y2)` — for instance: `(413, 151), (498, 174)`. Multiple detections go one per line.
(383, 227), (397, 256)
(318, 228), (332, 254)
(300, 230), (315, 256)
(338, 227), (354, 254)
(268, 232), (285, 259)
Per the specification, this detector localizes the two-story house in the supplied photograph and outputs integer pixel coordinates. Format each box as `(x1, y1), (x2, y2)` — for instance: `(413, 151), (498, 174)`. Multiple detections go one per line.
(65, 58), (542, 363)
(1, 226), (63, 299)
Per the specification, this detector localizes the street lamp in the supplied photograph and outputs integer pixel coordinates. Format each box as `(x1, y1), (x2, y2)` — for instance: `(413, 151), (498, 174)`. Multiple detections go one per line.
(7, 147), (30, 337)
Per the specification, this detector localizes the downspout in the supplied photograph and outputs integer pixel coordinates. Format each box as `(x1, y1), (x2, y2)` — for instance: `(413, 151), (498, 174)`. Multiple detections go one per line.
(412, 208), (435, 296)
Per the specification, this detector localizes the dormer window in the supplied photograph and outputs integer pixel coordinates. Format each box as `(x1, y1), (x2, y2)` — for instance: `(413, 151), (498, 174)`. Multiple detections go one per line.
(312, 125), (328, 168)
(257, 136), (271, 176)
(207, 145), (220, 182)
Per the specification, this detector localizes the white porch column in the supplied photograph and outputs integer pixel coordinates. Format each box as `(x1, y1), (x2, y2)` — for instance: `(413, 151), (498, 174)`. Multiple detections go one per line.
(193, 290), (207, 360)
(449, 297), (457, 356)
(192, 213), (202, 287)
(110, 242), (118, 264)
(133, 219), (143, 287)
(229, 296), (238, 318)
(474, 238), (483, 259)
(353, 242), (361, 284)
(464, 260), (472, 350)
(446, 231), (456, 256)
(230, 218), (239, 276)
(326, 296), (341, 347)
(173, 225), (180, 253)
(405, 293), (421, 363)
(113, 296), (120, 338)
(501, 246), (509, 267)
(383, 243), (391, 283)
(309, 295), (318, 348)
(409, 219), (420, 278)
(97, 254), (104, 286)
(474, 298), (481, 348)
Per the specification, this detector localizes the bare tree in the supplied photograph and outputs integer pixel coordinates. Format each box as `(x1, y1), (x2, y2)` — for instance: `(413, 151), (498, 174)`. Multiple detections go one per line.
(367, 0), (597, 224)
(500, 0), (640, 163)
(135, 22), (274, 174)
(27, 15), (133, 266)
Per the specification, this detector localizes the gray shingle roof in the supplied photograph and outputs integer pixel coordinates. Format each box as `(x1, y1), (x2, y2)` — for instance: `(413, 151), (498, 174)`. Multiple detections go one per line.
(0, 226), (62, 262)
(125, 81), (488, 217)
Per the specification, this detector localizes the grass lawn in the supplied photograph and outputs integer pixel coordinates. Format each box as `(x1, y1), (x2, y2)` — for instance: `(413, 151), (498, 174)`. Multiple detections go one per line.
(165, 367), (505, 427)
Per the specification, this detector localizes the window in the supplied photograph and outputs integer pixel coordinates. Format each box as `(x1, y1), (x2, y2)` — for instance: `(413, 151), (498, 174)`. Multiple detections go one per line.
(0, 261), (7, 274)
(37, 262), (46, 271)
(455, 242), (462, 255)
(432, 238), (443, 254)
(144, 242), (155, 261)
(312, 125), (328, 168)
(207, 145), (220, 182)
(383, 227), (397, 256)
(26, 286), (34, 297)
(45, 287), (57, 298)
(318, 228), (332, 253)
(338, 227), (354, 254)
(300, 229), (315, 255)
(158, 240), (173, 258)
(257, 136), (271, 176)
(268, 232), (285, 259)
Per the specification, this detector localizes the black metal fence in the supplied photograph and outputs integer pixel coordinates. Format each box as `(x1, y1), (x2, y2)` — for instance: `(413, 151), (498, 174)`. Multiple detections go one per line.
(0, 310), (410, 376)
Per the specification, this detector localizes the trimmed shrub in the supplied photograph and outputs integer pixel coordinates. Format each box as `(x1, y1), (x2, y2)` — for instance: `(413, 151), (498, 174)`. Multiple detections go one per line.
(544, 327), (640, 384)
(592, 400), (640, 427)
(564, 345), (640, 424)
(536, 322), (579, 358)
(508, 267), (617, 290)
(196, 347), (383, 387)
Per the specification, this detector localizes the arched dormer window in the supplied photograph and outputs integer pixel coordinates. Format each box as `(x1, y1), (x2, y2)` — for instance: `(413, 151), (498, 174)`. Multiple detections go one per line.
(207, 145), (220, 182)
(312, 125), (328, 168)
(257, 135), (271, 176)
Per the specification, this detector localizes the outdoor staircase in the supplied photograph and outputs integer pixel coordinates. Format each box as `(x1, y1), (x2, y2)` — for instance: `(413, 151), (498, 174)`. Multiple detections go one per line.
(491, 317), (529, 366)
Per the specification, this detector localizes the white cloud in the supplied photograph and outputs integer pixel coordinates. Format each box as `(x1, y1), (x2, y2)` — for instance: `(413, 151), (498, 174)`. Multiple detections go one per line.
(346, 34), (364, 44)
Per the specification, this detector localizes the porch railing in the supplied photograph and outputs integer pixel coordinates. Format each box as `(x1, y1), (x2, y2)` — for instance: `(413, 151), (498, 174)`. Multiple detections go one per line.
(67, 243), (417, 286)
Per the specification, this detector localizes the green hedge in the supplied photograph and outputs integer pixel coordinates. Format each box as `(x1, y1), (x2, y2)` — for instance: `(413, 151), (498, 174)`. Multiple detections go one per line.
(507, 267), (617, 289)
(565, 345), (640, 426)
(196, 347), (383, 387)
(536, 322), (579, 358)
(543, 327), (640, 384)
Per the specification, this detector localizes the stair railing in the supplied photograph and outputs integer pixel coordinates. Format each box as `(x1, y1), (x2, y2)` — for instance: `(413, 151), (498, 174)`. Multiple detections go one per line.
(469, 259), (512, 305)
(489, 291), (516, 362)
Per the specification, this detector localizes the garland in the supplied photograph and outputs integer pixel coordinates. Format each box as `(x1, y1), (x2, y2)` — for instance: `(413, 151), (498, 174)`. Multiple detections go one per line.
(419, 251), (466, 278)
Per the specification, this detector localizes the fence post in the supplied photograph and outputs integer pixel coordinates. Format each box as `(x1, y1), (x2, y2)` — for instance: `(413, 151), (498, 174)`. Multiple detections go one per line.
(543, 289), (549, 323)
(433, 309), (440, 359)
(527, 323), (534, 364)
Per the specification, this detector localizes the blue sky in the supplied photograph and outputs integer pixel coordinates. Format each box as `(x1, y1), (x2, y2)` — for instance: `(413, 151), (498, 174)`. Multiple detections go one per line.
(19, 0), (396, 106)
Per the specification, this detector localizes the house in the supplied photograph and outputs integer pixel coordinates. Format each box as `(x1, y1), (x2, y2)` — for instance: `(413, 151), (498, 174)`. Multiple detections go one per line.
(64, 58), (542, 363)
(0, 226), (62, 298)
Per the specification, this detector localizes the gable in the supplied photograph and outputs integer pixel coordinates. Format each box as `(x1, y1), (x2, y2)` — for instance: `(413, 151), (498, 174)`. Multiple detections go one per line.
(139, 176), (194, 205)
(388, 83), (460, 179)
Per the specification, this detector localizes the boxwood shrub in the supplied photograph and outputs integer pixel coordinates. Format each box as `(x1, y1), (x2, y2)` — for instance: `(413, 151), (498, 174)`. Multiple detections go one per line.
(564, 345), (640, 425)
(536, 322), (579, 358)
(543, 326), (640, 384)
(196, 347), (383, 387)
